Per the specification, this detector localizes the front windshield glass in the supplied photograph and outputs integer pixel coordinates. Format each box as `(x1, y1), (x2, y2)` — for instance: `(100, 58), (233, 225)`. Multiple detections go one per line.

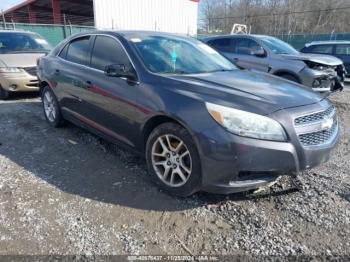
(260, 36), (299, 55)
(0, 32), (52, 54)
(129, 35), (236, 74)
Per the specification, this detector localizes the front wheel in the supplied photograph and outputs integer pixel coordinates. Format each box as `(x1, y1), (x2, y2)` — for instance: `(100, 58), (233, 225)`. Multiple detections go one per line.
(41, 86), (65, 127)
(146, 122), (201, 197)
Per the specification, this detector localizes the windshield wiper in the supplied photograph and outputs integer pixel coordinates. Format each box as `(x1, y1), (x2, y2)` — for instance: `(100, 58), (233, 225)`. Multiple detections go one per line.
(160, 70), (191, 75)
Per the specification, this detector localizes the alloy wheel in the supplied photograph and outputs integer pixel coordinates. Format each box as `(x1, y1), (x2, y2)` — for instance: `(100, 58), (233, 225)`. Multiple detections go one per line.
(43, 91), (57, 122)
(151, 134), (192, 187)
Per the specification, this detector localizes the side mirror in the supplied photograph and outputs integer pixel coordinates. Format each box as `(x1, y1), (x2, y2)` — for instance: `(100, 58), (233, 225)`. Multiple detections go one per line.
(104, 64), (137, 80)
(251, 47), (266, 57)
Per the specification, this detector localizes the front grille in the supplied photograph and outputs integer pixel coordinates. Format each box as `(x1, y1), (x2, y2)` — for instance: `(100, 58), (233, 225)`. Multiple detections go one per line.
(23, 66), (37, 76)
(299, 121), (337, 146)
(294, 106), (335, 126)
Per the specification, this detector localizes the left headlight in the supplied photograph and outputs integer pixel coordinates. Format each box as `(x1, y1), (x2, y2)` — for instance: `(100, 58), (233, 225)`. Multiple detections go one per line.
(0, 67), (22, 73)
(206, 102), (287, 141)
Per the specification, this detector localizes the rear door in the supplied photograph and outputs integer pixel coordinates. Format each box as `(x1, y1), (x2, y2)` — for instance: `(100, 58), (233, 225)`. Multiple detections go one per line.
(334, 44), (350, 76)
(56, 35), (93, 116)
(229, 37), (270, 72)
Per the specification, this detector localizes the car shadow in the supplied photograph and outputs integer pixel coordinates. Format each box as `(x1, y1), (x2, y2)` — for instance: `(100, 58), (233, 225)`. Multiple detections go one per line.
(0, 101), (300, 212)
(5, 91), (40, 101)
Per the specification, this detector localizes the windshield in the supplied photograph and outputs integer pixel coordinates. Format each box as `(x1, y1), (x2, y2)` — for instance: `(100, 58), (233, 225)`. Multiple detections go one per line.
(129, 35), (236, 74)
(0, 32), (51, 54)
(260, 36), (299, 55)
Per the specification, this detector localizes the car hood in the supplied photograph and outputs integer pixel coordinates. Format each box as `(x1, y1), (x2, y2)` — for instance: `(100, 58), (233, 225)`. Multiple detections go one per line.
(0, 53), (45, 68)
(281, 53), (343, 66)
(167, 70), (324, 115)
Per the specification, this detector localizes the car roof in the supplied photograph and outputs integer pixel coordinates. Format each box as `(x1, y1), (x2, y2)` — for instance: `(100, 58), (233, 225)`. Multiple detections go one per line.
(305, 40), (350, 47)
(71, 30), (193, 40)
(202, 34), (273, 41)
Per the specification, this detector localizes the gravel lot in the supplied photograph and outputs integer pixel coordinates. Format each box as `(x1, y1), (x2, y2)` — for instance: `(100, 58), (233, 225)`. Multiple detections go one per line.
(0, 85), (349, 258)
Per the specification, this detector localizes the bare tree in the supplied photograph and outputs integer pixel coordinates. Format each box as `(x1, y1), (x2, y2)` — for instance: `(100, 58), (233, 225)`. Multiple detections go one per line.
(199, 0), (350, 35)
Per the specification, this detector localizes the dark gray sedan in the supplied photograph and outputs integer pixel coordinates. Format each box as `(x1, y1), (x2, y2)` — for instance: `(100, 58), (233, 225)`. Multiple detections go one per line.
(37, 31), (339, 196)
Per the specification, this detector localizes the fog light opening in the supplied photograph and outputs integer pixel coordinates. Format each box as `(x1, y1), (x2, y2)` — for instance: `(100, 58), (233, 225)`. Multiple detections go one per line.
(9, 84), (18, 91)
(312, 79), (321, 87)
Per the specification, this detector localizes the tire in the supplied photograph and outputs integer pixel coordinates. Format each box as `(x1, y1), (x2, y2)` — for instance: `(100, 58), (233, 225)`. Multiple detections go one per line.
(146, 122), (201, 197)
(0, 85), (9, 100)
(280, 74), (299, 83)
(41, 86), (65, 127)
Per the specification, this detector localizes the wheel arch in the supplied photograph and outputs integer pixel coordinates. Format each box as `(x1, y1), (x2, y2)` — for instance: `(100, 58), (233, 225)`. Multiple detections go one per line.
(141, 113), (203, 158)
(39, 80), (50, 94)
(273, 70), (302, 83)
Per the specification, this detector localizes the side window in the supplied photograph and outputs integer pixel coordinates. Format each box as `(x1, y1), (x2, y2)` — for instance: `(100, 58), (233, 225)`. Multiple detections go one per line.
(335, 44), (350, 55)
(235, 38), (261, 55)
(309, 45), (333, 54)
(91, 36), (131, 71)
(66, 36), (90, 65)
(209, 38), (233, 52)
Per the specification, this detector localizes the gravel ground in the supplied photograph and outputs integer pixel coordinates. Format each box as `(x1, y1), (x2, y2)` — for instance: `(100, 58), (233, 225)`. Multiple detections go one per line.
(0, 86), (349, 258)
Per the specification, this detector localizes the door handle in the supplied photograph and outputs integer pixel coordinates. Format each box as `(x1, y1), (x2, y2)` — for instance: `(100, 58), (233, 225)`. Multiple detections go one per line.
(233, 58), (239, 62)
(83, 80), (93, 89)
(54, 69), (60, 75)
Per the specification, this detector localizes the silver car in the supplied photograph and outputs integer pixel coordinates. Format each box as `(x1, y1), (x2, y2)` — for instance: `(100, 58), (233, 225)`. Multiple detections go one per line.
(204, 35), (346, 92)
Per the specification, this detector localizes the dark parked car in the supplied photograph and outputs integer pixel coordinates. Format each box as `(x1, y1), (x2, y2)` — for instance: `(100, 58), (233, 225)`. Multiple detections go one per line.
(37, 31), (339, 196)
(203, 35), (346, 92)
(300, 41), (350, 79)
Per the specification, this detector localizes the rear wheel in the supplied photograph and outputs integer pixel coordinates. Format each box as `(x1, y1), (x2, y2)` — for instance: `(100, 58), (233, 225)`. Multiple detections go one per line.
(0, 85), (9, 100)
(146, 122), (201, 197)
(42, 86), (65, 127)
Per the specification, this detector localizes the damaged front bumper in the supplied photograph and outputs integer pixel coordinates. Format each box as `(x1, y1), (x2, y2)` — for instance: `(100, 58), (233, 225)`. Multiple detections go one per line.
(300, 64), (346, 93)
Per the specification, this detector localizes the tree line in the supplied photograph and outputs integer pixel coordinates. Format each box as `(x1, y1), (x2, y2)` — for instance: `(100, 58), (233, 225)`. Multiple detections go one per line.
(199, 0), (350, 36)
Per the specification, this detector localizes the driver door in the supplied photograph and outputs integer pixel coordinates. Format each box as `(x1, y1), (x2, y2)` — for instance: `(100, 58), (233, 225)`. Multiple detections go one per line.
(79, 35), (140, 148)
(229, 38), (270, 72)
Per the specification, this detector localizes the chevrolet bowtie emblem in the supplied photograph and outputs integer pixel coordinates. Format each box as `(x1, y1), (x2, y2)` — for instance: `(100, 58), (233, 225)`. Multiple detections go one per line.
(322, 117), (334, 130)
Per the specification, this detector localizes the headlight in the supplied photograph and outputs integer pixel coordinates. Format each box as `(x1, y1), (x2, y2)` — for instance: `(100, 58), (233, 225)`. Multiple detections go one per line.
(206, 102), (287, 141)
(0, 67), (22, 73)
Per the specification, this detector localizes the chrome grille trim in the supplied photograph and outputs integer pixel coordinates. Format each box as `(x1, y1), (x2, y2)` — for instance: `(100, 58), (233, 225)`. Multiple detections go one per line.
(294, 105), (336, 126)
(298, 120), (338, 146)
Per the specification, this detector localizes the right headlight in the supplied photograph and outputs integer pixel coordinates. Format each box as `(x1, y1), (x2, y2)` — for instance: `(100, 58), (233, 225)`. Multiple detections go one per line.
(206, 102), (287, 141)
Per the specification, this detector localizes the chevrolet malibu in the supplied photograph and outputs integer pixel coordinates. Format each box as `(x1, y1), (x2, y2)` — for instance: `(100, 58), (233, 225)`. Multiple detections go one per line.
(37, 31), (339, 196)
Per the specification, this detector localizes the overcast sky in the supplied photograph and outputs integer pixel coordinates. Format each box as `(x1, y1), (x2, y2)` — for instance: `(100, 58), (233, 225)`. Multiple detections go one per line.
(0, 0), (22, 11)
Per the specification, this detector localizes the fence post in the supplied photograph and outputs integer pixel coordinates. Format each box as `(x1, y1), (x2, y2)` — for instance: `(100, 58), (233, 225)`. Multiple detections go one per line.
(63, 14), (67, 38)
(1, 10), (6, 30)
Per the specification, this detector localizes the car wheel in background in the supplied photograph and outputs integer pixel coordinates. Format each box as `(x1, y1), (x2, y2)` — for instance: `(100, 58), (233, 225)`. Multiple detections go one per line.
(280, 74), (299, 83)
(146, 122), (201, 197)
(0, 85), (9, 100)
(41, 86), (65, 127)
